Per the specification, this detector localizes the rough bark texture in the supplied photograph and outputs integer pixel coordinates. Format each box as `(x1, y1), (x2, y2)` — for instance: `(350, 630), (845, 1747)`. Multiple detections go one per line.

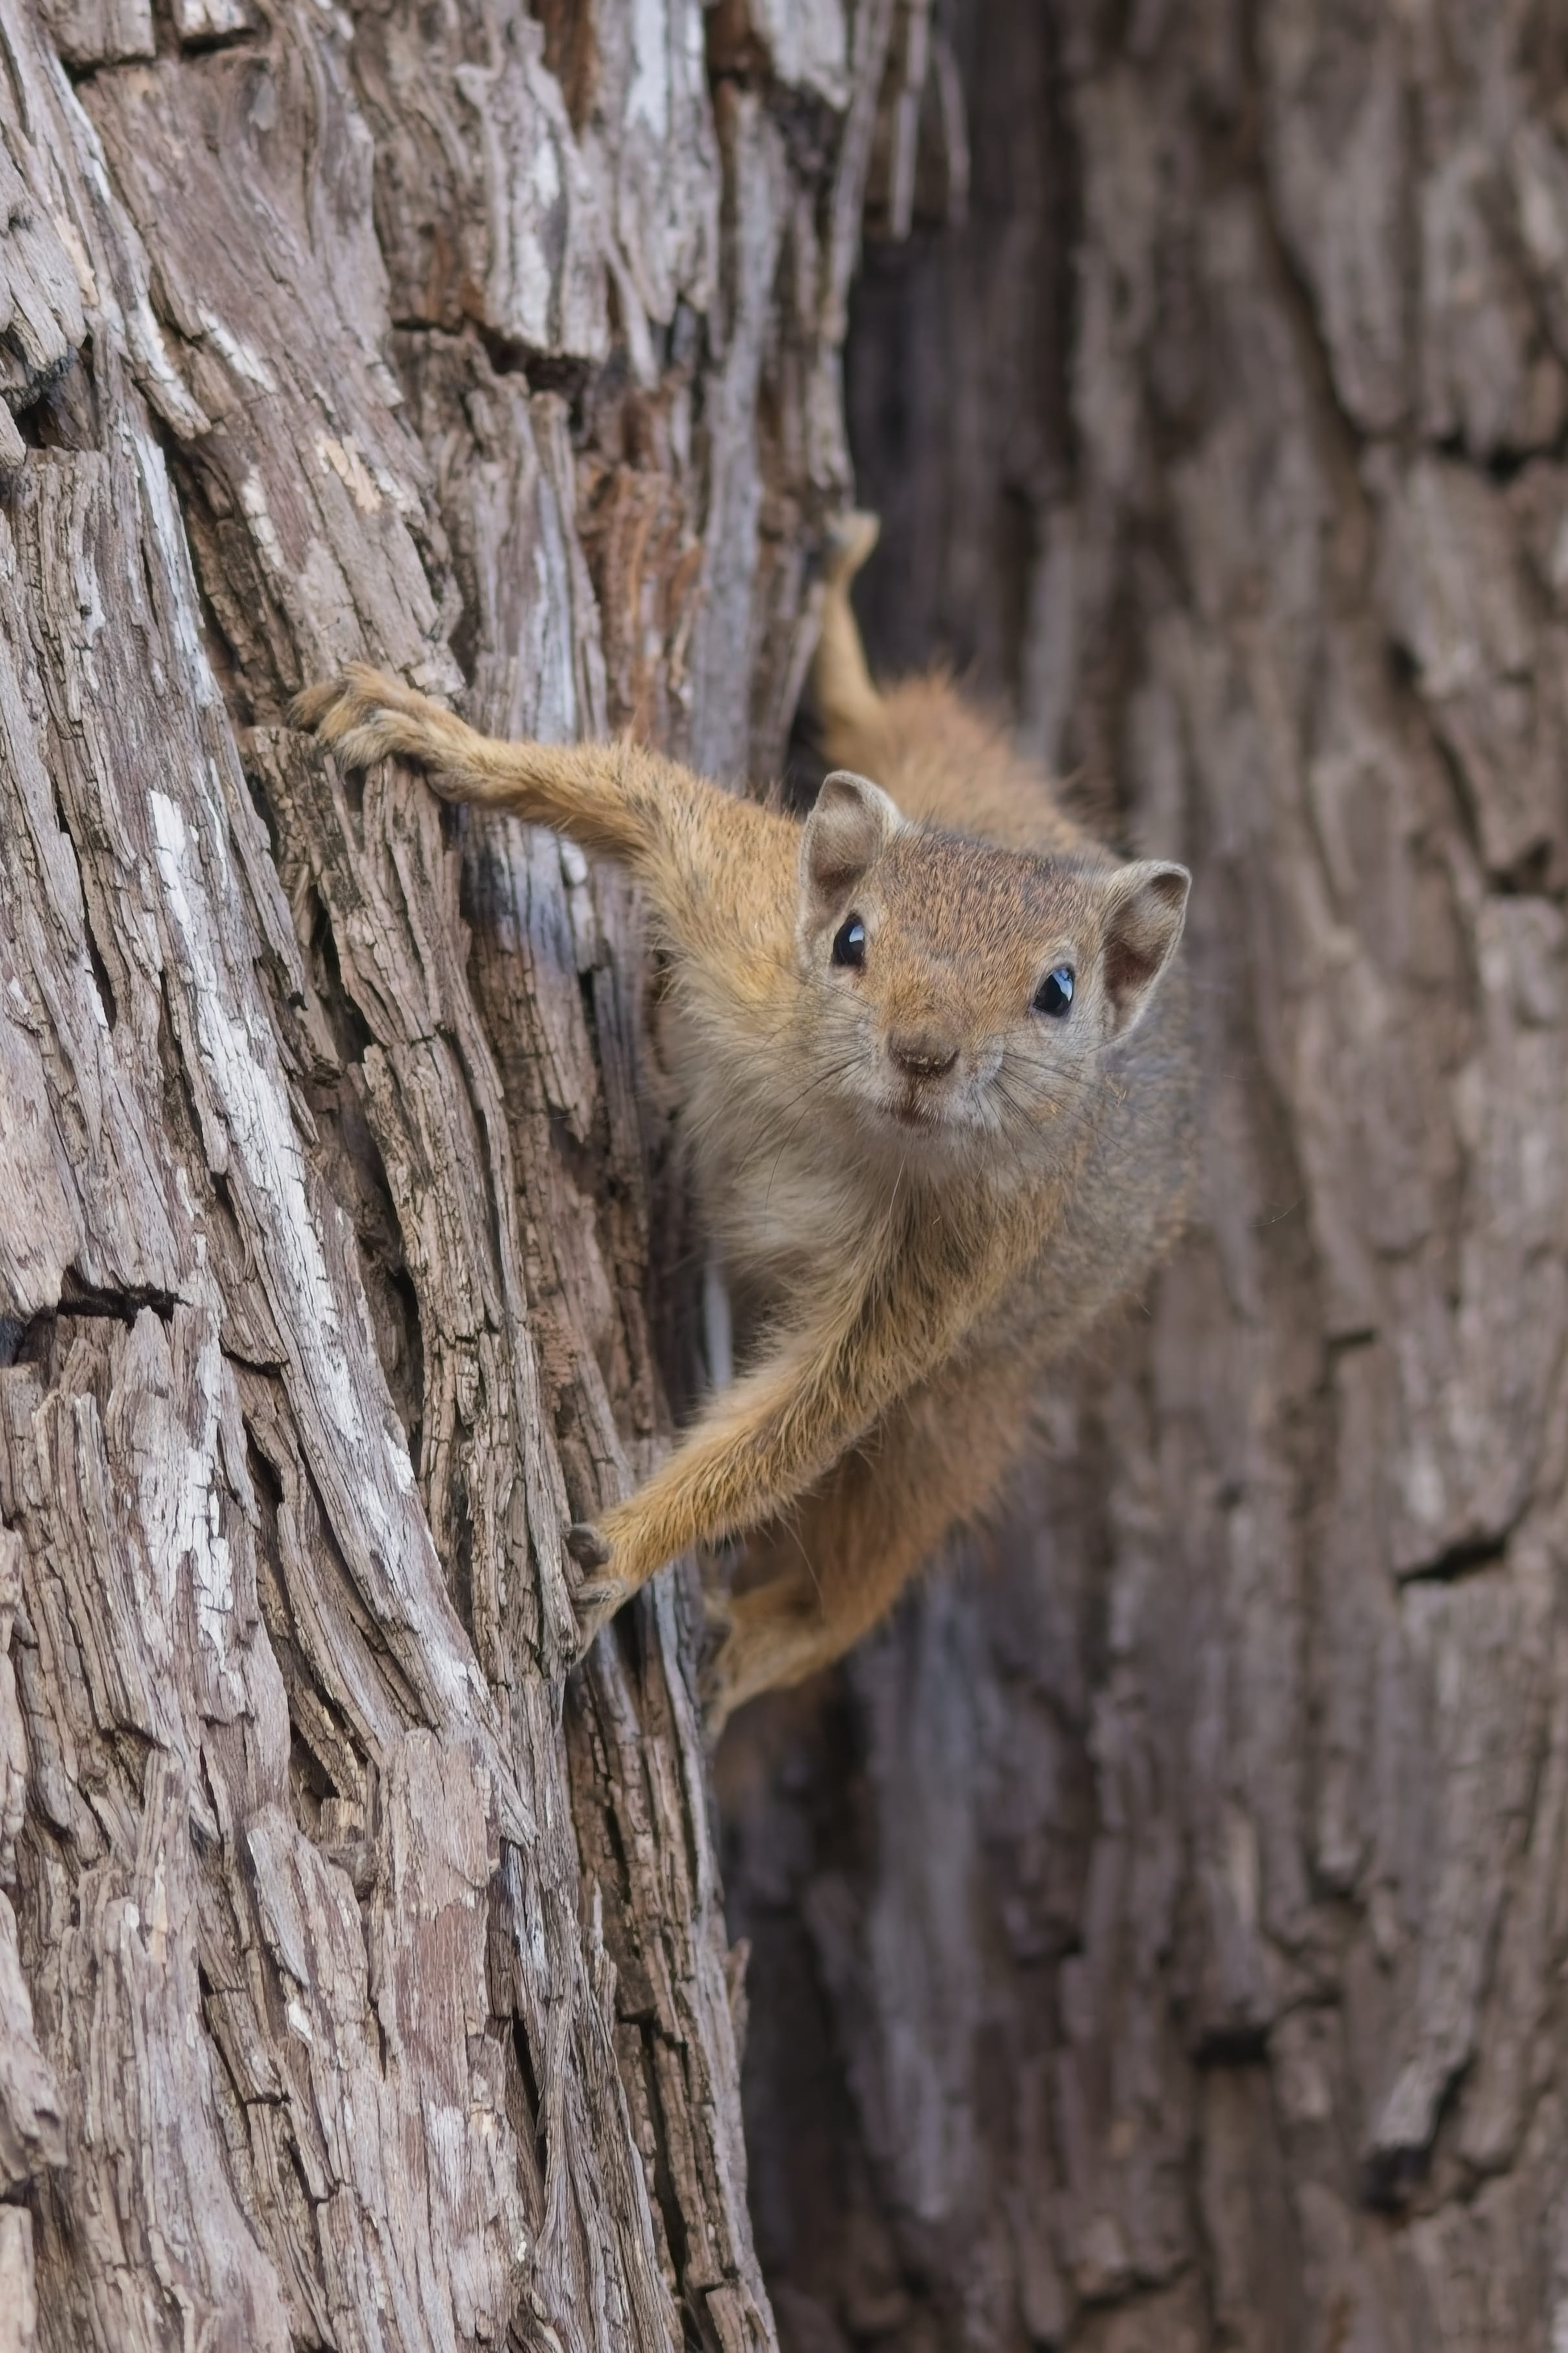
(0, 0), (928, 2341)
(725, 3), (1568, 2349)
(10, 0), (1568, 2346)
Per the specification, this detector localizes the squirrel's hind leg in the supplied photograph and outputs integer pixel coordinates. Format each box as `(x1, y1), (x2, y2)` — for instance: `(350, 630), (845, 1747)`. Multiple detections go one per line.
(700, 1568), (832, 1734)
(701, 1360), (1028, 1734)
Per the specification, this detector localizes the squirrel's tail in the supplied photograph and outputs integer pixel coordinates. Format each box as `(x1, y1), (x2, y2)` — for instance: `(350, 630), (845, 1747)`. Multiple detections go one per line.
(811, 510), (882, 753)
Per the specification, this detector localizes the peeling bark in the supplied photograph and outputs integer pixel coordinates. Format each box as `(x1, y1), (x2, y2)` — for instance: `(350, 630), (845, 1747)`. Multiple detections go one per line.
(0, 0), (933, 2340)
(9, 0), (1558, 2345)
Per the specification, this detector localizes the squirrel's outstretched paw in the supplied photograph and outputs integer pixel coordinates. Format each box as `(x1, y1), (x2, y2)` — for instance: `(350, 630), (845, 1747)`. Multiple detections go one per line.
(567, 1521), (612, 1569)
(697, 1651), (735, 1744)
(570, 1575), (635, 1659)
(567, 1523), (635, 1659)
(292, 664), (467, 781)
(292, 661), (419, 739)
(698, 1578), (828, 1738)
(698, 1627), (767, 1742)
(696, 1611), (765, 1743)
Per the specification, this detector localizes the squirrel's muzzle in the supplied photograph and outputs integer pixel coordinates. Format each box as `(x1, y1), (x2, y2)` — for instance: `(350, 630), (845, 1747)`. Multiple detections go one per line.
(887, 1028), (960, 1080)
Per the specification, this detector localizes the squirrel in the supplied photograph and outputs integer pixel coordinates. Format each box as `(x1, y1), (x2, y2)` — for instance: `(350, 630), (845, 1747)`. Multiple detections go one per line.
(295, 512), (1195, 1731)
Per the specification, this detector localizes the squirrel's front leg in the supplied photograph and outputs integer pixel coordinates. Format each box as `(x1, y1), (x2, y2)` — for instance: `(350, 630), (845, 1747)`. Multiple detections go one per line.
(566, 1322), (868, 1640)
(294, 663), (718, 871)
(294, 665), (793, 963)
(567, 1239), (1000, 1647)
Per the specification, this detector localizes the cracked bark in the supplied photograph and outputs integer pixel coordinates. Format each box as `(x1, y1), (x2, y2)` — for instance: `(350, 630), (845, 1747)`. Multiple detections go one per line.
(8, 0), (1563, 2346)
(0, 0), (915, 2343)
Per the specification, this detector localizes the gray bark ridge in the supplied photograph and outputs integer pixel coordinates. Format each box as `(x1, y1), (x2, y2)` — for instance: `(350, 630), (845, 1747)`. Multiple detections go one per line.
(0, 0), (933, 2342)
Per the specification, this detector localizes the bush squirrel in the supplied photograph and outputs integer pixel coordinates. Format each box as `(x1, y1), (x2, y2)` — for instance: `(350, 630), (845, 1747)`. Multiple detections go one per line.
(296, 514), (1195, 1730)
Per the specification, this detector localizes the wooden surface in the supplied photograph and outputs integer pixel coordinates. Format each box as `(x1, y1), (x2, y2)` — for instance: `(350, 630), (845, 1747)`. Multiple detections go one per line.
(0, 0), (952, 2342)
(9, 0), (1563, 2345)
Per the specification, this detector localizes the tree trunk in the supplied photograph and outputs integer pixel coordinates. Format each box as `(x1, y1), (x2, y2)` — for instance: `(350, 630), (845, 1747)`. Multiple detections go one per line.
(725, 4), (1568, 2350)
(0, 0), (921, 2342)
(10, 0), (1567, 2345)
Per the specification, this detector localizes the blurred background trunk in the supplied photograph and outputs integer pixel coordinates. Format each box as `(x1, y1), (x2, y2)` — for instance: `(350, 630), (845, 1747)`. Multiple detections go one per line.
(726, 2), (1568, 2350)
(5, 0), (1567, 2347)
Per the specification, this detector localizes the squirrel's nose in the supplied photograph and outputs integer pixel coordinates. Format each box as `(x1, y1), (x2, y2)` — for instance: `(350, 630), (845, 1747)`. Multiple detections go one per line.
(887, 1028), (959, 1080)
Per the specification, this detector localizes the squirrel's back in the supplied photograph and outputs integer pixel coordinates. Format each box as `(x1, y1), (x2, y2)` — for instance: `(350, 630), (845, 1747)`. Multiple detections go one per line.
(810, 514), (1084, 860)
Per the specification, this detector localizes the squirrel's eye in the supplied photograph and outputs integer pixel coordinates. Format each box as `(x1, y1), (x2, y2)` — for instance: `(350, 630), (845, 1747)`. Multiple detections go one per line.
(832, 916), (867, 969)
(1033, 965), (1074, 1017)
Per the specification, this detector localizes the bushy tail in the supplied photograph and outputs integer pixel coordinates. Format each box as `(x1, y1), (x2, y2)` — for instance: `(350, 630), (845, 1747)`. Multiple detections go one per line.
(810, 510), (883, 757)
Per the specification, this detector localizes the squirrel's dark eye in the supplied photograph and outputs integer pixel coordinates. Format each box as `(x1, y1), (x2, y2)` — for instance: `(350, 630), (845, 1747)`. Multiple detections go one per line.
(1033, 965), (1074, 1017)
(832, 916), (867, 969)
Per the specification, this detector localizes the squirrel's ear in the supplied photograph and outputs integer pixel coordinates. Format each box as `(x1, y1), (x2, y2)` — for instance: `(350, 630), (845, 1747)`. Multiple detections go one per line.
(799, 770), (902, 930)
(1097, 860), (1189, 1035)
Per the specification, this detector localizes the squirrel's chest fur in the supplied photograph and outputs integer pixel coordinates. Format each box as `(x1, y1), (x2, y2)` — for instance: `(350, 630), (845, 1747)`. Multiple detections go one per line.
(657, 906), (1195, 1370)
(663, 962), (895, 1321)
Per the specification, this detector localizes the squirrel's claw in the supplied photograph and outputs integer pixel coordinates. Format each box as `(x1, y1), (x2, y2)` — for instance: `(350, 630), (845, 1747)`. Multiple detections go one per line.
(570, 1576), (635, 1660)
(696, 1592), (742, 1741)
(697, 1664), (737, 1745)
(289, 675), (345, 731)
(566, 1520), (612, 1569)
(567, 1522), (633, 1659)
(292, 663), (405, 743)
(291, 664), (465, 783)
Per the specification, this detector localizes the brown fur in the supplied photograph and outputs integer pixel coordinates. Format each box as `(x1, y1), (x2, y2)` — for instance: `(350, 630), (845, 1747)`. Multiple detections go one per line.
(294, 512), (1196, 1729)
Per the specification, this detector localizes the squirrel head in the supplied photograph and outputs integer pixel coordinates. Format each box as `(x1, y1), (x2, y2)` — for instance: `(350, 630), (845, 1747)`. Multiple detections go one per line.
(795, 772), (1189, 1166)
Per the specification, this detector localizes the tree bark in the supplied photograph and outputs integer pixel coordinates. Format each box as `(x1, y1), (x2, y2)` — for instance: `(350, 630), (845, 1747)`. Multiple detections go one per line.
(0, 0), (917, 2343)
(725, 3), (1568, 2350)
(11, 0), (1567, 2347)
